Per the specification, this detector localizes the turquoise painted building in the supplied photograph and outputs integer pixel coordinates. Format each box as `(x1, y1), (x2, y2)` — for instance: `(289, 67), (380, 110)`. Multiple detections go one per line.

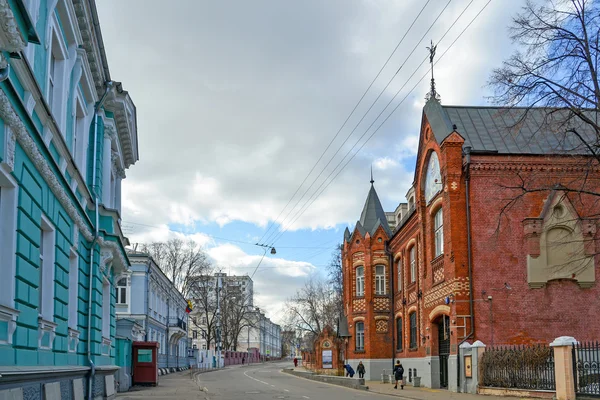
(0, 1), (138, 400)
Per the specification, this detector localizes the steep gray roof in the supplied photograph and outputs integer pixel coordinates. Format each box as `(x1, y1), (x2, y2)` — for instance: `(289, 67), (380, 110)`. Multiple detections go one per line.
(358, 184), (392, 237)
(424, 98), (596, 155)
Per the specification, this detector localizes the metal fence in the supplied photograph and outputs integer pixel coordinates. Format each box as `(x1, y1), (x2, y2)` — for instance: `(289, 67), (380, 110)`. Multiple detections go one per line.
(573, 341), (600, 397)
(480, 344), (555, 390)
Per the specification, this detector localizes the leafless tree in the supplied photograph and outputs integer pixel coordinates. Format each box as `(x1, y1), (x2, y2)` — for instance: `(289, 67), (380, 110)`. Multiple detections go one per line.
(490, 0), (599, 156)
(187, 274), (218, 349)
(221, 285), (254, 351)
(140, 238), (211, 297)
(326, 244), (344, 319)
(284, 276), (338, 336)
(487, 0), (600, 275)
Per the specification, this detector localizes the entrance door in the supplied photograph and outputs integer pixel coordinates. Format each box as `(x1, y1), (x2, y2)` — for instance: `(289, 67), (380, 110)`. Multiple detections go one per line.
(438, 315), (450, 388)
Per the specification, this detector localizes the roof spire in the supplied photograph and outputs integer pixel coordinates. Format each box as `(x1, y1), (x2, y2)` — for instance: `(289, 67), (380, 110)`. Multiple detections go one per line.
(370, 165), (374, 185)
(426, 40), (440, 101)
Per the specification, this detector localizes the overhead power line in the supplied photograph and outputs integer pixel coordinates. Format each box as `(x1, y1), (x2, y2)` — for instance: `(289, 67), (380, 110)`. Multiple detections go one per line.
(268, 0), (492, 246)
(256, 0), (435, 245)
(121, 220), (333, 249)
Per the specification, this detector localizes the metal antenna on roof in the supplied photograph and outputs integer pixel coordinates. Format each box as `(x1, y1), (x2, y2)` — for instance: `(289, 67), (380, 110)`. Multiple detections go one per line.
(370, 165), (374, 185)
(426, 40), (440, 101)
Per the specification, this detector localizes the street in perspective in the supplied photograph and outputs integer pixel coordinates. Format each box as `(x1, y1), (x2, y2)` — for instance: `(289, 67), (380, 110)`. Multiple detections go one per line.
(0, 1), (599, 400)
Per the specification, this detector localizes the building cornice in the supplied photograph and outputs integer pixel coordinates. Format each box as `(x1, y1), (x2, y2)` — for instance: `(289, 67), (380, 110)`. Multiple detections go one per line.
(0, 0), (27, 53)
(470, 160), (600, 175)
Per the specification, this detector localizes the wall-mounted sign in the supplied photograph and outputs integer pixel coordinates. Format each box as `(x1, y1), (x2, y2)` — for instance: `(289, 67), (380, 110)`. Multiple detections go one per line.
(322, 350), (333, 369)
(464, 355), (472, 378)
(322, 340), (331, 348)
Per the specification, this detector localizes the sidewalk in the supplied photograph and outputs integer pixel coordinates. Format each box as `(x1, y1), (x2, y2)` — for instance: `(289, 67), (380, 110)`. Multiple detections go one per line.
(366, 381), (526, 400)
(116, 371), (201, 400)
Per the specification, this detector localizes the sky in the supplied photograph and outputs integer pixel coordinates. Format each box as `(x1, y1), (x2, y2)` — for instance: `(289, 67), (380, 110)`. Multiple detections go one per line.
(96, 0), (526, 324)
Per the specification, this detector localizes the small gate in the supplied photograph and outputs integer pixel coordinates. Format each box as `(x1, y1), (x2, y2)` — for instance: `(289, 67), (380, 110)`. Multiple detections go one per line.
(438, 315), (450, 388)
(573, 341), (600, 397)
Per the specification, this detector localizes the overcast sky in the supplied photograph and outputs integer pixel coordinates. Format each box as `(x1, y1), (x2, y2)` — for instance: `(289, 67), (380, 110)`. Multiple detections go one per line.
(96, 0), (525, 324)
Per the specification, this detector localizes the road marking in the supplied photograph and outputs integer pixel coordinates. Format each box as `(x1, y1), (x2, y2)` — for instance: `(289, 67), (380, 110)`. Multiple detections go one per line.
(270, 384), (276, 387)
(302, 396), (310, 399)
(243, 369), (270, 386)
(283, 389), (289, 392)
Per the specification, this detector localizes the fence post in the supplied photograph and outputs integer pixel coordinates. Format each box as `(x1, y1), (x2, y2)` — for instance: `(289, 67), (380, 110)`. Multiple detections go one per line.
(550, 336), (578, 400)
(469, 340), (486, 393)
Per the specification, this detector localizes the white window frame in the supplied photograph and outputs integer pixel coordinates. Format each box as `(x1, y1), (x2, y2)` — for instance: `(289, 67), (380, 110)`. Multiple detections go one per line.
(72, 94), (87, 170)
(355, 321), (364, 351)
(0, 169), (19, 345)
(46, 16), (69, 133)
(115, 277), (128, 305)
(102, 277), (110, 340)
(409, 246), (416, 284)
(39, 215), (55, 321)
(375, 265), (386, 295)
(355, 266), (365, 297)
(434, 208), (444, 257)
(68, 246), (79, 329)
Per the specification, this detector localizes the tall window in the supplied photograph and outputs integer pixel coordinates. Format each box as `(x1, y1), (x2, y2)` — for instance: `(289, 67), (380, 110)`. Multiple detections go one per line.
(396, 318), (403, 350)
(0, 175), (18, 311)
(375, 265), (386, 295)
(115, 277), (128, 304)
(397, 258), (402, 291)
(409, 246), (416, 283)
(434, 208), (444, 257)
(48, 53), (56, 109)
(102, 278), (110, 339)
(356, 266), (365, 296)
(409, 312), (417, 349)
(355, 321), (364, 351)
(68, 250), (79, 328)
(39, 216), (55, 321)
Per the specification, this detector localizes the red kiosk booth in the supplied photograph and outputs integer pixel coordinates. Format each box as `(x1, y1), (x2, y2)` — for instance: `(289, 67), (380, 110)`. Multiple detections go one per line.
(132, 341), (159, 386)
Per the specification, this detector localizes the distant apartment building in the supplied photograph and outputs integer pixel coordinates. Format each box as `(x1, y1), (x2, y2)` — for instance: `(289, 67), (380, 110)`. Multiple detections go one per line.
(238, 307), (282, 359)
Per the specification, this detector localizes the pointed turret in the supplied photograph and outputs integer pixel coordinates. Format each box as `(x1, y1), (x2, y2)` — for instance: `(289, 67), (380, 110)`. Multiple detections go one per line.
(358, 180), (392, 237)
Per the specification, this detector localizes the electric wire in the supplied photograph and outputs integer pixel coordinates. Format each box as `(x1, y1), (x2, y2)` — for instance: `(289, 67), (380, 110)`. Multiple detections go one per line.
(262, 0), (451, 246)
(256, 0), (435, 245)
(268, 0), (492, 246)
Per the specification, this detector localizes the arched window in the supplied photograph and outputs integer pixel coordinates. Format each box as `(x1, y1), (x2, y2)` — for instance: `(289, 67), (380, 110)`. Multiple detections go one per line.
(424, 151), (442, 204)
(397, 258), (402, 291)
(409, 247), (416, 283)
(115, 277), (128, 304)
(375, 265), (386, 295)
(356, 266), (365, 297)
(409, 312), (417, 349)
(396, 318), (403, 351)
(355, 322), (364, 350)
(434, 208), (444, 257)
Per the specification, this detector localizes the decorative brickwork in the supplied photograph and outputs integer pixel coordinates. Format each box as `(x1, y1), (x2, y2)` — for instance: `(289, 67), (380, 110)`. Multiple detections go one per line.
(352, 298), (366, 313)
(373, 297), (390, 312)
(376, 319), (388, 333)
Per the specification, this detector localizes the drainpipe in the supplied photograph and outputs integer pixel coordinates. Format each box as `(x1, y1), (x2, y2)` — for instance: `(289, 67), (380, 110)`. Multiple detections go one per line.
(457, 146), (475, 392)
(145, 268), (151, 341)
(87, 81), (114, 400)
(385, 240), (395, 370)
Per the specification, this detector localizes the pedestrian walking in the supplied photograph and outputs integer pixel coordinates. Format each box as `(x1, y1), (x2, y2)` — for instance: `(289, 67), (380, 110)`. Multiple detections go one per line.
(344, 364), (355, 378)
(242, 356), (245, 365)
(393, 360), (404, 389)
(357, 361), (365, 379)
(293, 357), (298, 367)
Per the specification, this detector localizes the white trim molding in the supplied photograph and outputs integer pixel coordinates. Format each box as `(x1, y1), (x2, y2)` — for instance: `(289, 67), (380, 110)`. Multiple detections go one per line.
(68, 327), (80, 353)
(38, 317), (58, 350)
(0, 304), (19, 345)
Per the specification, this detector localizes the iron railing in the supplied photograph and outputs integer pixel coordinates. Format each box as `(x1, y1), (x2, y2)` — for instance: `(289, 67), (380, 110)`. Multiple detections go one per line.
(169, 317), (187, 331)
(573, 341), (600, 397)
(480, 344), (555, 390)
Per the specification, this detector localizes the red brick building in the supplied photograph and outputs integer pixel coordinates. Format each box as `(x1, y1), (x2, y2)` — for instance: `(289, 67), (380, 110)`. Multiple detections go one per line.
(341, 97), (600, 390)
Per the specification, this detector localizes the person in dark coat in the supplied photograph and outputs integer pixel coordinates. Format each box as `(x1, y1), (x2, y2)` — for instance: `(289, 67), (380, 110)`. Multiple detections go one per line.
(356, 361), (365, 379)
(344, 364), (355, 377)
(393, 360), (404, 389)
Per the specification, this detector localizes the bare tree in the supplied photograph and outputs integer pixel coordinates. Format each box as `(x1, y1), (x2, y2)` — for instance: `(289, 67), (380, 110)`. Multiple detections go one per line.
(284, 276), (338, 336)
(141, 238), (211, 297)
(490, 0), (600, 157)
(326, 244), (343, 319)
(221, 285), (254, 351)
(188, 274), (218, 349)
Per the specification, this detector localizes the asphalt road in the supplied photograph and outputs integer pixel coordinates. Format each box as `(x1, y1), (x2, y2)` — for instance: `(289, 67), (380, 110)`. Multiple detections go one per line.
(198, 361), (390, 400)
